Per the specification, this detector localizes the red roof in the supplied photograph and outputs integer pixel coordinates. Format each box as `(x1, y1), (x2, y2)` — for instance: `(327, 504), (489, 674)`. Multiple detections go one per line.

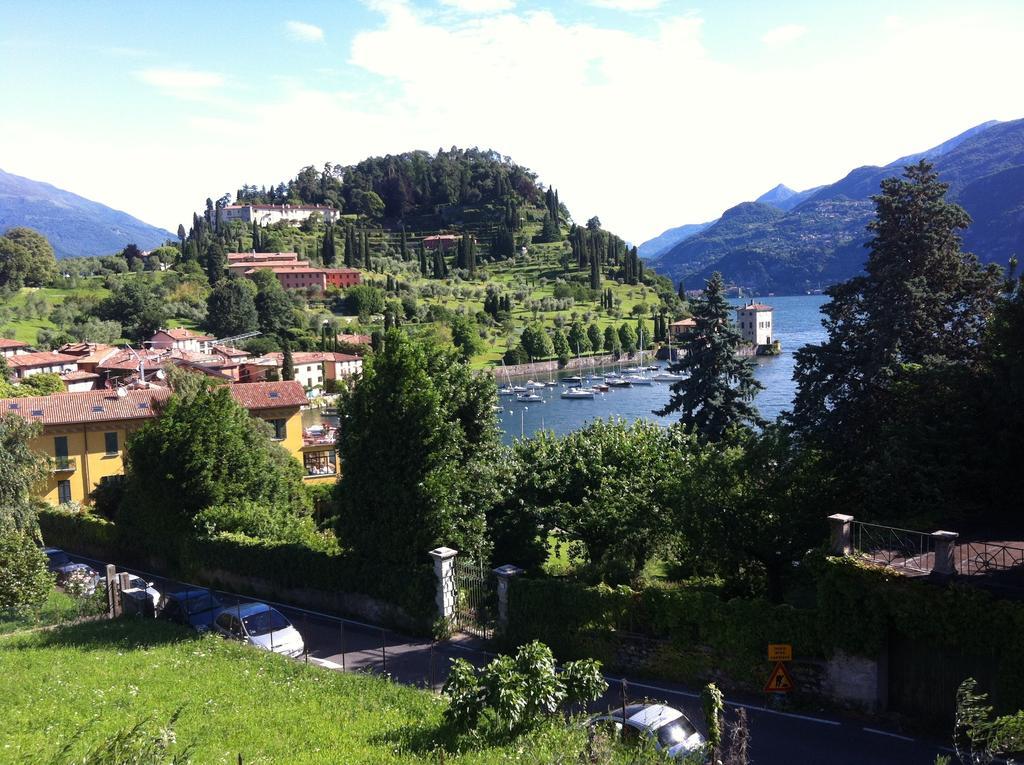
(227, 251), (298, 261)
(0, 381), (306, 426)
(0, 338), (29, 350)
(153, 328), (214, 341)
(337, 333), (371, 345)
(227, 381), (307, 409)
(60, 370), (101, 381)
(670, 318), (696, 328)
(6, 351), (79, 369)
(211, 345), (251, 359)
(738, 303), (773, 311)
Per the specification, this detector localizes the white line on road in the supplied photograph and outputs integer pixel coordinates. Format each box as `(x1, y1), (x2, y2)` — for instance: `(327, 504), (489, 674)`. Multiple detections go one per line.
(863, 728), (916, 742)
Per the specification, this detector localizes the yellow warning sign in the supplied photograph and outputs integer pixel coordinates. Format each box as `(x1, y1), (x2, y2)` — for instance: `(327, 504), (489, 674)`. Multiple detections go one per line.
(764, 661), (794, 693)
(768, 643), (792, 662)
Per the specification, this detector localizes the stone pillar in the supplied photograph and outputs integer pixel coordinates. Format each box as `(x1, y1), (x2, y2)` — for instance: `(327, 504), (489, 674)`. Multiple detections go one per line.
(492, 564), (524, 634)
(429, 547), (458, 623)
(931, 531), (959, 575)
(105, 564), (120, 618)
(828, 514), (854, 556)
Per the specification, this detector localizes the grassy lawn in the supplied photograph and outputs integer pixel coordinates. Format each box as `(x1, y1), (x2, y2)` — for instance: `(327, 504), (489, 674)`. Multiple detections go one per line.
(0, 589), (89, 636)
(0, 618), (630, 764)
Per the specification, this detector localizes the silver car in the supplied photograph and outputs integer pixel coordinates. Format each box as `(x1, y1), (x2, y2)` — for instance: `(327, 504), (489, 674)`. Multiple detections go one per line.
(589, 703), (705, 758)
(212, 602), (305, 658)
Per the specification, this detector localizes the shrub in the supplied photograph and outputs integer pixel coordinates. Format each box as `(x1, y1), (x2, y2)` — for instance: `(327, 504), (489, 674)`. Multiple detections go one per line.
(0, 531), (53, 615)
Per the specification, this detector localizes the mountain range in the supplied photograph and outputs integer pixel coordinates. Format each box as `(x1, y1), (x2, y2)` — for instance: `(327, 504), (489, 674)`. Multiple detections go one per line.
(642, 118), (1024, 294)
(0, 169), (173, 259)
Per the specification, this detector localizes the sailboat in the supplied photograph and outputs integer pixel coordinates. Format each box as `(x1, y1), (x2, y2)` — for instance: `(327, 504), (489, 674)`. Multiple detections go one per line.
(498, 359), (517, 395)
(653, 327), (684, 382)
(624, 328), (653, 385)
(561, 343), (598, 398)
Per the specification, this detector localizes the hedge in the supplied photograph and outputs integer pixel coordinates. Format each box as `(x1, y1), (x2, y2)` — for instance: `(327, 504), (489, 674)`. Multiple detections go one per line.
(507, 559), (1024, 708)
(505, 578), (819, 688)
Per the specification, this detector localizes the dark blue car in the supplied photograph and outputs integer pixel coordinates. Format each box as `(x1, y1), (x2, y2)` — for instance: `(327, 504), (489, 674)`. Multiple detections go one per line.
(157, 589), (223, 632)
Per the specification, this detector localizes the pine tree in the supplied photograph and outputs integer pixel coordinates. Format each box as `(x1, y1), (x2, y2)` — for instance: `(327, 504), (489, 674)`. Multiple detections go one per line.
(656, 272), (764, 440)
(281, 339), (295, 381)
(321, 226), (336, 266)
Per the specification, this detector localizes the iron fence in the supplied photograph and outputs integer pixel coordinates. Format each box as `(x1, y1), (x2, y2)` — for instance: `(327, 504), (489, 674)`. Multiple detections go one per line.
(956, 541), (1024, 577)
(449, 557), (497, 640)
(851, 521), (936, 574)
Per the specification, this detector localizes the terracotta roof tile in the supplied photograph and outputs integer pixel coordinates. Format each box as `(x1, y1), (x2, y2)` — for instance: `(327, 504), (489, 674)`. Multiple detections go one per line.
(227, 380), (307, 409)
(6, 351), (79, 369)
(0, 338), (29, 350)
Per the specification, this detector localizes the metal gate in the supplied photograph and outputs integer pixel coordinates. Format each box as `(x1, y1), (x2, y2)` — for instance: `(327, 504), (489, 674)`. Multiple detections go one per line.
(450, 557), (497, 639)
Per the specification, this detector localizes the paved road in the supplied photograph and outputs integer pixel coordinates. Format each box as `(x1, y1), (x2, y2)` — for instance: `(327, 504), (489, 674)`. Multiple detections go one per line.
(69, 552), (951, 765)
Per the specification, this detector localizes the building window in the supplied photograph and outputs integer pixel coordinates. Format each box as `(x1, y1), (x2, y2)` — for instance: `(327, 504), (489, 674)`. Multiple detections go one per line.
(104, 431), (119, 455)
(54, 435), (68, 458)
(304, 450), (336, 476)
(57, 480), (72, 504)
(269, 418), (287, 440)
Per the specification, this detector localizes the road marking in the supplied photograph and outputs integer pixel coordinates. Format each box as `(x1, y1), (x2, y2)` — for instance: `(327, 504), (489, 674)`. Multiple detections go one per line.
(309, 658), (343, 670)
(863, 728), (915, 742)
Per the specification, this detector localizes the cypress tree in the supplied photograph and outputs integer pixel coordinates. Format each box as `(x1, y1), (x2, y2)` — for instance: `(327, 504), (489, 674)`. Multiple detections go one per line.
(281, 339), (295, 382)
(656, 272), (763, 439)
(589, 251), (601, 290)
(322, 226), (336, 266)
(400, 226), (409, 261)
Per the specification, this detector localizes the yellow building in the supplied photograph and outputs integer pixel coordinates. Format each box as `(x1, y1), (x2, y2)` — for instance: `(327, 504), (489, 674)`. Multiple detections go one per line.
(0, 381), (338, 505)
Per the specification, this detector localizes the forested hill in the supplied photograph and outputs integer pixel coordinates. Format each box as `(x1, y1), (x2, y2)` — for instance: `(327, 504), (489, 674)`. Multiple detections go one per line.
(649, 118), (1024, 294)
(227, 148), (550, 237)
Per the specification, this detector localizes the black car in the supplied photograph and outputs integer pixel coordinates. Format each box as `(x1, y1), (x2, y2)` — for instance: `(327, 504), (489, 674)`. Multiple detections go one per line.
(157, 589), (223, 632)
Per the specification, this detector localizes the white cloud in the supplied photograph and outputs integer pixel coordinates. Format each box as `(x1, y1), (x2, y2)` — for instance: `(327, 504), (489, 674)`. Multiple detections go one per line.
(285, 20), (325, 42)
(6, 5), (1023, 244)
(135, 68), (224, 99)
(439, 0), (516, 13)
(761, 24), (807, 47)
(588, 0), (664, 10)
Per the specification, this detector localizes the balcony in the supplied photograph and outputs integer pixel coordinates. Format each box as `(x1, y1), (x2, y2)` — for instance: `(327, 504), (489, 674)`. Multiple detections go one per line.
(51, 456), (77, 473)
(302, 425), (337, 447)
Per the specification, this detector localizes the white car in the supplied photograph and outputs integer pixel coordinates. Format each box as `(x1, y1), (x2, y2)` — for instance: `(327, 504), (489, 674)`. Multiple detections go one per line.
(589, 703), (705, 759)
(121, 575), (161, 610)
(212, 602), (305, 657)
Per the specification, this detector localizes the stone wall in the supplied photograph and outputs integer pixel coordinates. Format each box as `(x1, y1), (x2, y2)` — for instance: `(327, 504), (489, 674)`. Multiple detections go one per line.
(492, 353), (632, 379)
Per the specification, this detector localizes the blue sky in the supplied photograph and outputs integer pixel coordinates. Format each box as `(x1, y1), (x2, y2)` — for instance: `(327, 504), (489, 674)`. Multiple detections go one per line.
(2, 0), (1023, 242)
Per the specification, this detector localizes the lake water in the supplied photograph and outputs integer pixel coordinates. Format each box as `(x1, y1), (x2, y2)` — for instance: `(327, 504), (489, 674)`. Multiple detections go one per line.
(497, 294), (829, 444)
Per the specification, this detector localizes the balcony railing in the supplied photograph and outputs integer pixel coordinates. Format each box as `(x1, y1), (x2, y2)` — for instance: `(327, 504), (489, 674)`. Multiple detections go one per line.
(51, 456), (77, 472)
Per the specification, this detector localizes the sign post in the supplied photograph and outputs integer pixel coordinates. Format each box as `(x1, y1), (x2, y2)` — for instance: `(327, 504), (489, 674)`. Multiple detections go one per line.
(765, 643), (794, 699)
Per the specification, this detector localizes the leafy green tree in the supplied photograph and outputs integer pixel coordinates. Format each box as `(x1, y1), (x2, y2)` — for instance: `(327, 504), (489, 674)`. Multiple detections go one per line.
(0, 414), (48, 534)
(617, 322), (637, 354)
(450, 314), (482, 361)
(97, 278), (167, 341)
(567, 321), (588, 357)
(122, 376), (310, 550)
(587, 323), (602, 354)
(520, 322), (553, 361)
(551, 328), (570, 363)
(251, 270), (293, 336)
(334, 331), (504, 609)
(204, 278), (259, 338)
(344, 284), (385, 319)
(657, 272), (763, 440)
(204, 242), (226, 284)
(0, 227), (56, 288)
(17, 372), (63, 397)
(603, 325), (620, 354)
(513, 420), (688, 583)
(0, 530), (53, 614)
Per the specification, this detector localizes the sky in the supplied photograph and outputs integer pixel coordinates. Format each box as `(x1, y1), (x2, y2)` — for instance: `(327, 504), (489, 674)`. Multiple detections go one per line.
(2, 0), (1024, 244)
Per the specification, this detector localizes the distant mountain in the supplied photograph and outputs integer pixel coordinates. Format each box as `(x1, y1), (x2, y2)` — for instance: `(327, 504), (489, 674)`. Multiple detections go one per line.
(637, 220), (714, 260)
(0, 169), (173, 259)
(649, 119), (1022, 294)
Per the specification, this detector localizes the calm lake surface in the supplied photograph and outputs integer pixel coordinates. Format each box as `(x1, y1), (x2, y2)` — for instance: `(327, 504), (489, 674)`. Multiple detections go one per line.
(496, 294), (829, 444)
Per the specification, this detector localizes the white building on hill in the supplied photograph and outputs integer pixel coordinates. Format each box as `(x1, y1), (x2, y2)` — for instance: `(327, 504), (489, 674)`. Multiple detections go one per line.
(735, 302), (773, 346)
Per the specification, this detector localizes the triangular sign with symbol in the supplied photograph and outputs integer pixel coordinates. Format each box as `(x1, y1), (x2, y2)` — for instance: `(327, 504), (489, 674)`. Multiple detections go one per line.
(764, 661), (794, 693)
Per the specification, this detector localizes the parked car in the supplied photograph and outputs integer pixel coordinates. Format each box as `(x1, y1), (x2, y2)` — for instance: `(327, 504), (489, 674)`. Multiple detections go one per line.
(212, 602), (305, 657)
(43, 547), (100, 595)
(588, 704), (705, 759)
(121, 575), (161, 610)
(157, 589), (223, 632)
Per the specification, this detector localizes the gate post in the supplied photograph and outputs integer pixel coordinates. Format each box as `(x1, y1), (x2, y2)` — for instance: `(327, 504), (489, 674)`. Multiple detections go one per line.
(828, 514), (854, 556)
(429, 547), (458, 624)
(931, 531), (959, 576)
(492, 564), (524, 635)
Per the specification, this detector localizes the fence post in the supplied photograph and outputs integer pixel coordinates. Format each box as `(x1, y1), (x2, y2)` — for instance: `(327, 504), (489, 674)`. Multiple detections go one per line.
(105, 564), (120, 618)
(428, 547), (459, 624)
(828, 514), (854, 556)
(492, 564), (524, 635)
(931, 531), (959, 576)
